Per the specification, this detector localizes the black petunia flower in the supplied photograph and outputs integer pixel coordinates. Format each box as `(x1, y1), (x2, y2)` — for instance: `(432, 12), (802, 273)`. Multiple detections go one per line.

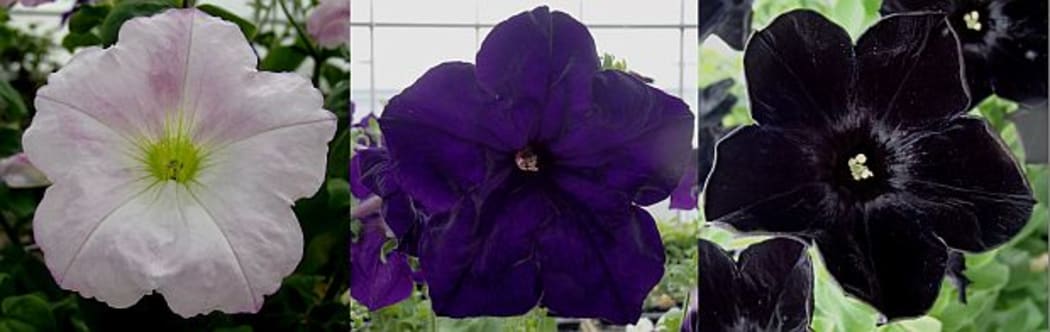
(882, 0), (1047, 106)
(704, 10), (1035, 320)
(695, 238), (813, 332)
(700, 0), (754, 50)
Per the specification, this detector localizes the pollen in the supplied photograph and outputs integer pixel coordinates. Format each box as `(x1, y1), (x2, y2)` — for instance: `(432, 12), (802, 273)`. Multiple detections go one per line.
(848, 153), (874, 181)
(142, 116), (204, 184)
(963, 11), (982, 31)
(515, 147), (540, 172)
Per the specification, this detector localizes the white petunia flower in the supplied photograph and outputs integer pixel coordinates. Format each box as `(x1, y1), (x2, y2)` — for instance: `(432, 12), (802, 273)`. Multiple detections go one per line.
(22, 8), (336, 317)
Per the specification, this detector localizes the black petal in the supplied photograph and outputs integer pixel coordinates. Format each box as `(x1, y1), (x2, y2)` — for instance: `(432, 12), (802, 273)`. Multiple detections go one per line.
(814, 199), (948, 320)
(853, 13), (970, 126)
(736, 238), (814, 332)
(985, 0), (1048, 106)
(878, 0), (954, 15)
(697, 239), (743, 331)
(744, 10), (853, 129)
(697, 238), (813, 332)
(704, 125), (838, 234)
(902, 117), (1035, 251)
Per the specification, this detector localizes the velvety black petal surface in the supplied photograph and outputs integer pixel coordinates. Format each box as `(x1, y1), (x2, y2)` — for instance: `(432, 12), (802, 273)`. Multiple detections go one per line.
(898, 118), (1034, 251)
(697, 238), (813, 332)
(814, 199), (948, 320)
(704, 126), (834, 234)
(853, 13), (970, 125)
(744, 10), (853, 129)
(984, 0), (1048, 105)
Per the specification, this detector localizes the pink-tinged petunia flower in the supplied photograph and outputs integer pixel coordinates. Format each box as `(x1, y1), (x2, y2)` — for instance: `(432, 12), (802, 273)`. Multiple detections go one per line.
(0, 0), (52, 7)
(307, 0), (349, 49)
(0, 153), (50, 188)
(22, 9), (336, 317)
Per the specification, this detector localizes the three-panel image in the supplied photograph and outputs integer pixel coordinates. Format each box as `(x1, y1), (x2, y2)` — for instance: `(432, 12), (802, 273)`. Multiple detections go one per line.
(0, 0), (1044, 331)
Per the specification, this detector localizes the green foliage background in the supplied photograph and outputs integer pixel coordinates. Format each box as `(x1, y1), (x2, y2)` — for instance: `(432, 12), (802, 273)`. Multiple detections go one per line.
(0, 0), (350, 331)
(700, 0), (1049, 331)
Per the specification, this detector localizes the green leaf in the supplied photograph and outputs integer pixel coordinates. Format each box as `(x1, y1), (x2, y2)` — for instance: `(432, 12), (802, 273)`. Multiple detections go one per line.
(0, 80), (26, 120)
(68, 4), (110, 34)
(99, 0), (178, 46)
(260, 45), (307, 72)
(1, 294), (55, 332)
(196, 4), (257, 40)
(996, 299), (1042, 332)
(878, 316), (942, 332)
(327, 178), (350, 209)
(60, 33), (102, 52)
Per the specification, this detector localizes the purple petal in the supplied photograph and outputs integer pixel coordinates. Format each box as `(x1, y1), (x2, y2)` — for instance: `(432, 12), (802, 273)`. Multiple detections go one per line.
(350, 218), (414, 311)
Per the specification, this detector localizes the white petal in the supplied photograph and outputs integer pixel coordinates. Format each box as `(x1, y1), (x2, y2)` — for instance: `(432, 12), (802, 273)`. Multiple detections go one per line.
(35, 180), (174, 308)
(161, 182), (303, 316)
(0, 153), (50, 188)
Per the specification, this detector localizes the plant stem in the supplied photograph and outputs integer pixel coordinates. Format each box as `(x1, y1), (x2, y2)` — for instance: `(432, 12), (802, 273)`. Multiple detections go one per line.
(277, 0), (319, 57)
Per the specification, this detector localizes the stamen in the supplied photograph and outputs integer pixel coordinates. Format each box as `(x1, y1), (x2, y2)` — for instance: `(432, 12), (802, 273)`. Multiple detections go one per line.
(515, 148), (539, 172)
(963, 11), (982, 31)
(848, 153), (874, 181)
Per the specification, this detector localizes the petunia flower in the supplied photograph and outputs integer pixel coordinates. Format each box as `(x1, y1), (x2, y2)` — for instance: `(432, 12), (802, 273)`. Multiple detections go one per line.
(695, 238), (813, 332)
(881, 0), (1047, 107)
(699, 0), (753, 50)
(360, 6), (695, 324)
(703, 10), (1034, 320)
(0, 0), (52, 7)
(349, 197), (414, 310)
(0, 153), (50, 188)
(307, 0), (350, 49)
(23, 9), (336, 317)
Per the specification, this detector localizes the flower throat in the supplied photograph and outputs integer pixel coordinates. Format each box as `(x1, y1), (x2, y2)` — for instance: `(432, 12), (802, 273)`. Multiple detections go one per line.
(143, 118), (203, 184)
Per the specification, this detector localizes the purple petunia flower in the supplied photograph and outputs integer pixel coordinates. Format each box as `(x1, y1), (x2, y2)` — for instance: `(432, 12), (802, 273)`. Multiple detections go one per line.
(704, 10), (1034, 320)
(360, 6), (694, 324)
(350, 114), (415, 310)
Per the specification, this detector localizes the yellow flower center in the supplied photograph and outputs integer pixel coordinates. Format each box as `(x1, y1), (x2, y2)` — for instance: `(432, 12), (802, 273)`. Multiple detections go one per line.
(963, 10), (982, 31)
(848, 153), (874, 181)
(142, 117), (203, 184)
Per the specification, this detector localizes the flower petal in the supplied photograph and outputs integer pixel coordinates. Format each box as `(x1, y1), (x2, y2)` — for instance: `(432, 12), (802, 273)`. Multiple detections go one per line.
(350, 218), (413, 310)
(853, 13), (969, 125)
(551, 71), (695, 206)
(736, 238), (813, 331)
(669, 149), (699, 210)
(475, 6), (599, 142)
(900, 118), (1034, 251)
(420, 189), (544, 318)
(814, 199), (948, 320)
(307, 0), (350, 49)
(33, 179), (161, 310)
(744, 10), (853, 129)
(704, 125), (835, 234)
(697, 239), (743, 331)
(0, 153), (50, 188)
(985, 0), (1048, 106)
(538, 206), (664, 325)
